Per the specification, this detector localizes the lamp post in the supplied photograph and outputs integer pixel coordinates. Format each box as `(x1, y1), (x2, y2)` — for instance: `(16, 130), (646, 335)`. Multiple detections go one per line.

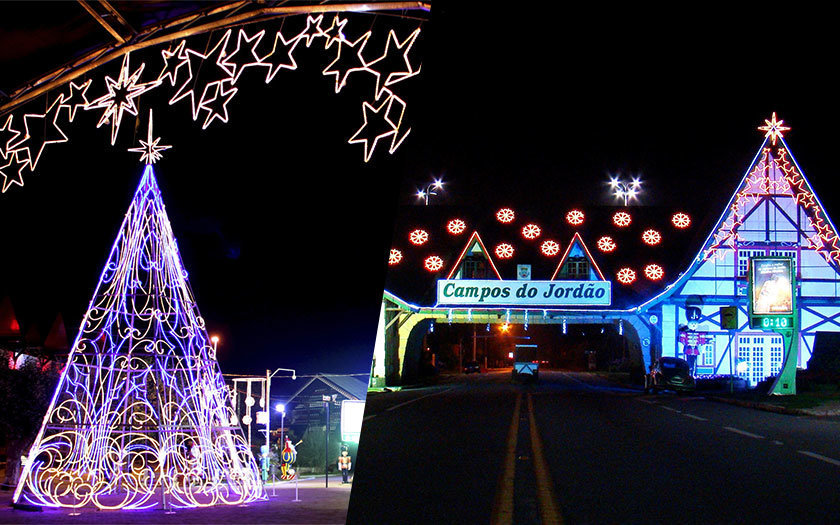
(416, 177), (444, 205)
(265, 368), (296, 483)
(608, 175), (643, 206)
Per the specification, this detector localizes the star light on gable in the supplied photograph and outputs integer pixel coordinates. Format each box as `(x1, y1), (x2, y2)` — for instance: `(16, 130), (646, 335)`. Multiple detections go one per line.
(7, 95), (69, 171)
(86, 53), (161, 145)
(758, 112), (790, 146)
(128, 110), (171, 165)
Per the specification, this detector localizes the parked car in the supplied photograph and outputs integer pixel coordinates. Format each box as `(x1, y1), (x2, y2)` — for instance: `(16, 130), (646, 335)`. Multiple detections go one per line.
(645, 357), (696, 393)
(463, 360), (481, 374)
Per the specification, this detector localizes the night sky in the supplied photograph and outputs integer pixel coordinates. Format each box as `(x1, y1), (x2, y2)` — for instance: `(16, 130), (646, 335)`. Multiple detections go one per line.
(3, 4), (840, 377)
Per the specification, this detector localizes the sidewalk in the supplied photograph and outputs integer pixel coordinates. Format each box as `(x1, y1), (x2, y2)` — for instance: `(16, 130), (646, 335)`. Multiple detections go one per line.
(0, 475), (352, 524)
(705, 393), (840, 417)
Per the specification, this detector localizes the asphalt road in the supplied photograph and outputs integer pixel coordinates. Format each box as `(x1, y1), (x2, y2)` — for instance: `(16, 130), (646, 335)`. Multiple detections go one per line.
(346, 370), (840, 524)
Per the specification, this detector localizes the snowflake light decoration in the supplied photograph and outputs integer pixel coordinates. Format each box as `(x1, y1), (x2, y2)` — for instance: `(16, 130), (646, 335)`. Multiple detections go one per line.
(540, 240), (560, 256)
(522, 223), (541, 239)
(495, 243), (514, 259)
(613, 211), (632, 227)
(424, 255), (443, 272)
(447, 219), (466, 235)
(566, 209), (585, 226)
(597, 236), (616, 252)
(671, 212), (691, 229)
(496, 208), (515, 223)
(616, 267), (636, 285)
(642, 229), (662, 246)
(388, 249), (403, 265)
(409, 229), (428, 246)
(644, 264), (664, 281)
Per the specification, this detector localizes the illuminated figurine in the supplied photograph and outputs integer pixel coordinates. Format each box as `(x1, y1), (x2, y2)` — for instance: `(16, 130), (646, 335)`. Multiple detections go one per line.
(338, 446), (352, 484)
(678, 323), (708, 376)
(280, 436), (300, 480)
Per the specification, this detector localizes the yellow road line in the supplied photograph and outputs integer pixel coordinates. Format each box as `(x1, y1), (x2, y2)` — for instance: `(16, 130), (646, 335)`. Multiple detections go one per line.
(490, 392), (521, 525)
(528, 393), (564, 525)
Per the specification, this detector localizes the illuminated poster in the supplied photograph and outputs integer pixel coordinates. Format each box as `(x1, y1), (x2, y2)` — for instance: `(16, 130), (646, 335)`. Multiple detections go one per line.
(751, 258), (793, 315)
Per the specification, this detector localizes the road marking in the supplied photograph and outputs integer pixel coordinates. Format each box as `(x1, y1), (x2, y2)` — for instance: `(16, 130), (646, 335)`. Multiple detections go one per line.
(682, 413), (708, 421)
(383, 387), (454, 412)
(637, 398), (657, 404)
(798, 450), (840, 467)
(490, 393), (521, 525)
(773, 440), (784, 446)
(527, 393), (564, 525)
(660, 406), (682, 413)
(362, 415), (376, 421)
(723, 426), (765, 439)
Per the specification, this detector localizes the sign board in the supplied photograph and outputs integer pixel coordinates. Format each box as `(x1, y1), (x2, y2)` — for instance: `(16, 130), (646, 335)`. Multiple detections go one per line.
(719, 306), (738, 330)
(437, 279), (611, 307)
(517, 264), (532, 281)
(686, 306), (702, 322)
(748, 257), (795, 329)
(340, 400), (365, 443)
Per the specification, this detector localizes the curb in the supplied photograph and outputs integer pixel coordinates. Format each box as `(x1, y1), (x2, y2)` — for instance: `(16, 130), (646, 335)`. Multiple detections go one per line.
(704, 395), (840, 417)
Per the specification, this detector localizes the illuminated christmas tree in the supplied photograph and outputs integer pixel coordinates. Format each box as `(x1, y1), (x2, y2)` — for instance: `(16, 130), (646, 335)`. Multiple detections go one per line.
(13, 165), (263, 509)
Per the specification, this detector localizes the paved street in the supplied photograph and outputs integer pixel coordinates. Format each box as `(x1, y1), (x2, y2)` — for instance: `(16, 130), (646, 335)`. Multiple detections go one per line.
(0, 476), (351, 524)
(347, 370), (840, 524)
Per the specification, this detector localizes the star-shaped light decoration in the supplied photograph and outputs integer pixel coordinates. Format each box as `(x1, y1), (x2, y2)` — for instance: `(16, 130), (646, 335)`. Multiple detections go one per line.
(362, 28), (422, 99)
(758, 112), (790, 146)
(348, 89), (410, 162)
(58, 79), (92, 122)
(7, 94), (69, 171)
(322, 15), (348, 50)
(322, 31), (372, 93)
(0, 115), (22, 158)
(86, 53), (161, 145)
(157, 41), (188, 87)
(222, 29), (267, 85)
(299, 15), (327, 48)
(260, 29), (302, 83)
(128, 110), (171, 165)
(0, 149), (31, 193)
(199, 80), (238, 129)
(169, 30), (234, 121)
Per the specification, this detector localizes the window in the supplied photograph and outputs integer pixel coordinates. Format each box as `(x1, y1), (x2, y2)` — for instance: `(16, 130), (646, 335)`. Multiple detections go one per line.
(737, 249), (765, 278)
(462, 256), (487, 279)
(567, 257), (589, 280)
(702, 340), (715, 366)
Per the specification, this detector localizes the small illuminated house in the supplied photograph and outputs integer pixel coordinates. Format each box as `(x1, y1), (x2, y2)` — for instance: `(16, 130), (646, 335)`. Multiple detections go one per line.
(374, 117), (840, 387)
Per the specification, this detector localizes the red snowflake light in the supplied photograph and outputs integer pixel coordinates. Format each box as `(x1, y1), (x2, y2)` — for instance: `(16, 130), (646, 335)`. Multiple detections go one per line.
(424, 255), (443, 272)
(496, 208), (515, 223)
(522, 223), (542, 239)
(616, 267), (636, 285)
(388, 249), (403, 265)
(495, 243), (515, 259)
(642, 229), (662, 246)
(447, 218), (466, 235)
(613, 211), (632, 227)
(540, 240), (560, 256)
(597, 236), (616, 252)
(671, 212), (691, 229)
(566, 209), (585, 226)
(644, 263), (664, 281)
(409, 229), (429, 246)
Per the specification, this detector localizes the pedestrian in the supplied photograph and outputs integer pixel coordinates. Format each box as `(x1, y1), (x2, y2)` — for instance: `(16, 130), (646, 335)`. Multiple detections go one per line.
(338, 448), (352, 484)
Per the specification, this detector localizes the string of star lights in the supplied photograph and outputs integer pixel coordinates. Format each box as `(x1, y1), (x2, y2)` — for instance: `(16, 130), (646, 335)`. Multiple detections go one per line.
(13, 166), (263, 510)
(0, 9), (427, 193)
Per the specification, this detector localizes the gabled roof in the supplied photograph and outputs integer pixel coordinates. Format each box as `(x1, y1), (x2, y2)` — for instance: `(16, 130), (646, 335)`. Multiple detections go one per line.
(44, 313), (69, 351)
(446, 231), (502, 280)
(0, 296), (21, 338)
(550, 232), (606, 281)
(281, 374), (367, 405)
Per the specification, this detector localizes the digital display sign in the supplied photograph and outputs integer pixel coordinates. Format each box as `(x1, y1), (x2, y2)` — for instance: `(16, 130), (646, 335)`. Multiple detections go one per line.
(749, 257), (795, 330)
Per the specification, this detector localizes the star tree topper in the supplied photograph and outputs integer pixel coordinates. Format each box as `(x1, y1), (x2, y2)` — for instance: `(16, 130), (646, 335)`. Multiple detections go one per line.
(128, 110), (171, 164)
(758, 112), (790, 146)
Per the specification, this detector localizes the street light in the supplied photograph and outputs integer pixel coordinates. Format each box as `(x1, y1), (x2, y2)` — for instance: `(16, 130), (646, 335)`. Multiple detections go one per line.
(275, 402), (286, 479)
(608, 174), (643, 206)
(210, 335), (219, 357)
(416, 177), (444, 205)
(263, 368), (296, 484)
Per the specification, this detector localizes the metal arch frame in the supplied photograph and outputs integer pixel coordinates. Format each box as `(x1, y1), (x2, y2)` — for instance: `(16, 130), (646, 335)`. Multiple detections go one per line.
(0, 1), (432, 117)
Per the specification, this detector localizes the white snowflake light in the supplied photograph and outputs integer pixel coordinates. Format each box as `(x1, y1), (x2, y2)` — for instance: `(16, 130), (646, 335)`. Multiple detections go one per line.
(495, 243), (514, 259)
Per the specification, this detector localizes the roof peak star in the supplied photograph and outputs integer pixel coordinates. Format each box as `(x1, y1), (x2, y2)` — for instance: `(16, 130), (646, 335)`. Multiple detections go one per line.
(86, 52), (161, 145)
(758, 112), (790, 146)
(128, 110), (171, 165)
